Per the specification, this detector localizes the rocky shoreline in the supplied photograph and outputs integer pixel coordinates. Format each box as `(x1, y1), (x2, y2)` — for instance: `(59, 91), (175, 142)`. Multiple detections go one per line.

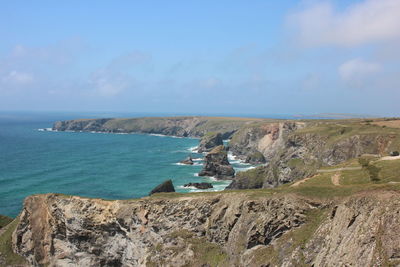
(52, 116), (400, 191)
(3, 117), (400, 266)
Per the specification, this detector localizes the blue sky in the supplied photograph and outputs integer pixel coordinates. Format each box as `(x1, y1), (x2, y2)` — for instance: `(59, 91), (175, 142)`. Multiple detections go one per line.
(1, 0), (399, 116)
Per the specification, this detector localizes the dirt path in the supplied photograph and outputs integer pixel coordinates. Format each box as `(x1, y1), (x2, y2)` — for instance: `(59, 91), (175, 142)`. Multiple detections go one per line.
(331, 173), (341, 186)
(317, 167), (362, 173)
(378, 155), (400, 161)
(290, 175), (317, 187)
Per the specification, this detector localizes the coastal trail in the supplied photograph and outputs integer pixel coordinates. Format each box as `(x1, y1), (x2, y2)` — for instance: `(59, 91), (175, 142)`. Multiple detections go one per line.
(331, 173), (341, 186)
(316, 167), (362, 173)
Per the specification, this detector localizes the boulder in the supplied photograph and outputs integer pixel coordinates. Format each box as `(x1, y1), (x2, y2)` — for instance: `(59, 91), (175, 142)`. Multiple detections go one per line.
(183, 182), (213, 189)
(198, 132), (223, 153)
(149, 180), (175, 195)
(245, 151), (266, 164)
(198, 145), (235, 179)
(180, 156), (194, 165)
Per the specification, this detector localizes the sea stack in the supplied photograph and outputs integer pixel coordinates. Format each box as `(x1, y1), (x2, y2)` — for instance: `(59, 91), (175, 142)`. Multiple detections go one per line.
(180, 156), (194, 165)
(197, 132), (223, 153)
(198, 145), (235, 179)
(245, 151), (266, 164)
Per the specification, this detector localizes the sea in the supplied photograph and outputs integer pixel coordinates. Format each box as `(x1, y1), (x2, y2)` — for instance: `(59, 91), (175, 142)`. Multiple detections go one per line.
(0, 111), (257, 218)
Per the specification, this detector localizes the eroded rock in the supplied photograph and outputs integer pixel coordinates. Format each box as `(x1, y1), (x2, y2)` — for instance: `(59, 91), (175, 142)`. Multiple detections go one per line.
(198, 146), (235, 179)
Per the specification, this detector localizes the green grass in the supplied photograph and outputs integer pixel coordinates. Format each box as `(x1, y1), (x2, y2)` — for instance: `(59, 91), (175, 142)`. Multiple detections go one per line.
(249, 208), (328, 266)
(0, 218), (27, 266)
(0, 215), (13, 229)
(294, 121), (400, 152)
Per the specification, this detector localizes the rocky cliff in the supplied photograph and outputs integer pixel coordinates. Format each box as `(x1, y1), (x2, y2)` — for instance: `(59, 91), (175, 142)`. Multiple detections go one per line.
(5, 188), (400, 267)
(228, 121), (400, 189)
(52, 117), (267, 138)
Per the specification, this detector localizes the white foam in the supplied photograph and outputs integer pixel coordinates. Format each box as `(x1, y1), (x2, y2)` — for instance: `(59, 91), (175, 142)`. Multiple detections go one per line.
(174, 163), (187, 166)
(173, 162), (202, 166)
(149, 133), (167, 137)
(189, 146), (199, 153)
(37, 128), (53, 132)
(192, 158), (203, 161)
(235, 166), (256, 172)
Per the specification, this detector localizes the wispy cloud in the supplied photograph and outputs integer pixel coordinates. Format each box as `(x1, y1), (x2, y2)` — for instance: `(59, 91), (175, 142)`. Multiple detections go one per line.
(288, 0), (400, 47)
(339, 58), (382, 88)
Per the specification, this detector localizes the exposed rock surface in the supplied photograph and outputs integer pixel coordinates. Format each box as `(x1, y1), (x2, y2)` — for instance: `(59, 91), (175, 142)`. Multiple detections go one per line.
(197, 132), (223, 153)
(183, 182), (213, 189)
(148, 180), (175, 195)
(245, 151), (266, 164)
(52, 116), (263, 138)
(179, 156), (193, 165)
(228, 122), (400, 189)
(198, 146), (235, 179)
(9, 191), (400, 266)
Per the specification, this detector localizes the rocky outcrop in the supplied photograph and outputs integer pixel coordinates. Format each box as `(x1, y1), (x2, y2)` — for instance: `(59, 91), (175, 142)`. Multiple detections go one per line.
(179, 156), (193, 165)
(245, 151), (266, 164)
(149, 180), (175, 195)
(197, 132), (223, 153)
(183, 182), (213, 189)
(198, 146), (235, 179)
(229, 122), (302, 160)
(9, 191), (400, 266)
(52, 116), (263, 138)
(228, 122), (400, 189)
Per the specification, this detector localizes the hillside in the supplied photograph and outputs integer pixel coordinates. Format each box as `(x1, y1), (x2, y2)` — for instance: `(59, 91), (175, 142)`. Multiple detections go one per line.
(1, 157), (400, 266)
(52, 116), (272, 139)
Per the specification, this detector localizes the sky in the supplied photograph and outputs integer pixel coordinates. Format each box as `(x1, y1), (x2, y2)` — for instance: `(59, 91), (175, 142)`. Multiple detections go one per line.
(0, 0), (399, 116)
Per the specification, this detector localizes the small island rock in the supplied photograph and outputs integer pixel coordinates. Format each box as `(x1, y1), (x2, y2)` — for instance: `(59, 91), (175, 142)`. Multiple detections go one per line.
(183, 182), (213, 189)
(180, 156), (194, 165)
(198, 145), (235, 179)
(245, 151), (266, 164)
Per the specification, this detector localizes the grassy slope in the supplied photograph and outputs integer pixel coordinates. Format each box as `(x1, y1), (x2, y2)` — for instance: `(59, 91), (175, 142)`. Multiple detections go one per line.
(0, 218), (27, 266)
(0, 215), (13, 229)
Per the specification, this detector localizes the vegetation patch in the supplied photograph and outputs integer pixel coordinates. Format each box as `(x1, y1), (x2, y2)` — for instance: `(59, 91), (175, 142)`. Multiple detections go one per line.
(249, 209), (327, 266)
(166, 230), (228, 267)
(0, 215), (13, 229)
(0, 218), (27, 266)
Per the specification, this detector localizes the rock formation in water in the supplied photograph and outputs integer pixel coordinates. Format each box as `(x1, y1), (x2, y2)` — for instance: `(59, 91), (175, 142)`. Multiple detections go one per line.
(179, 156), (194, 165)
(245, 151), (266, 164)
(197, 132), (223, 153)
(198, 146), (235, 179)
(148, 180), (175, 195)
(183, 182), (213, 189)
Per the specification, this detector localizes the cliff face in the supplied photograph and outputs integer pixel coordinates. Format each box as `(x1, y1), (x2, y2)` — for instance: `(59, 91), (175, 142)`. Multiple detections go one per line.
(229, 122), (304, 160)
(10, 191), (400, 266)
(229, 122), (400, 189)
(52, 117), (264, 138)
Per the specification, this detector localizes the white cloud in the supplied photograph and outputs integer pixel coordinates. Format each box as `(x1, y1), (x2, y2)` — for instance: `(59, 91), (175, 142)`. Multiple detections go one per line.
(288, 0), (400, 47)
(338, 58), (381, 87)
(1, 70), (34, 85)
(89, 70), (133, 97)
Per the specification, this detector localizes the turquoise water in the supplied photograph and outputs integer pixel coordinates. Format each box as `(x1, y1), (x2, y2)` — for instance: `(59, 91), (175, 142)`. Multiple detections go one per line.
(0, 112), (253, 217)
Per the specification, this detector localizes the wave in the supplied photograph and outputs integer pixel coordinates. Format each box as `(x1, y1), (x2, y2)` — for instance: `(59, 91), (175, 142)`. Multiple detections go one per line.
(37, 128), (53, 132)
(235, 166), (256, 172)
(188, 146), (199, 153)
(192, 158), (203, 161)
(173, 162), (202, 166)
